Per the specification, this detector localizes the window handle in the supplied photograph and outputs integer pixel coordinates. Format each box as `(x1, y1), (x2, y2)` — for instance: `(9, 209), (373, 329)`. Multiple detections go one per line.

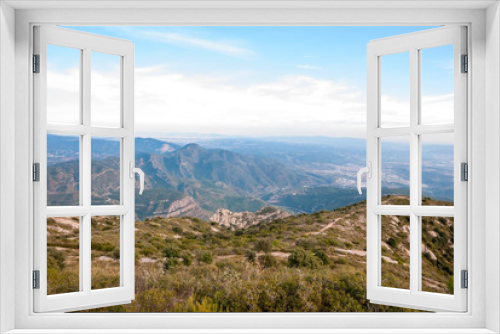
(129, 162), (145, 195)
(357, 162), (372, 195)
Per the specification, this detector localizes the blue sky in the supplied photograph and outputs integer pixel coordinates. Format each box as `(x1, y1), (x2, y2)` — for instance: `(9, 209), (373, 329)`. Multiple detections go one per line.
(53, 26), (454, 138)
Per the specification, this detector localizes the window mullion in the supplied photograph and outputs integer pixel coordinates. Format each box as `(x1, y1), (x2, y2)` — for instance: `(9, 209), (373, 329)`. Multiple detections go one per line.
(82, 47), (91, 294)
(409, 47), (420, 294)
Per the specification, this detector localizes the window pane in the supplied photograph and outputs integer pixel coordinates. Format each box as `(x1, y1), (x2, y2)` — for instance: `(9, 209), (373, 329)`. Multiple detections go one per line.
(381, 136), (410, 203)
(47, 44), (81, 125)
(91, 137), (121, 205)
(380, 52), (410, 128)
(421, 45), (454, 125)
(91, 52), (121, 128)
(421, 216), (454, 294)
(47, 134), (80, 206)
(47, 217), (80, 295)
(381, 215), (410, 290)
(91, 215), (121, 290)
(421, 133), (454, 206)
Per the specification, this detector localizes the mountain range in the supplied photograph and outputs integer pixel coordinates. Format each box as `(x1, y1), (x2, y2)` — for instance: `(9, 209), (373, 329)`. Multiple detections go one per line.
(47, 134), (453, 220)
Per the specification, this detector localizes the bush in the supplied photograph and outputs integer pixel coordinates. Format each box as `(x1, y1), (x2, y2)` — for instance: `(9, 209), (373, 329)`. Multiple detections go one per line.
(245, 250), (256, 263)
(91, 242), (115, 252)
(180, 251), (193, 266)
(387, 237), (398, 248)
(314, 250), (330, 265)
(254, 238), (272, 253)
(164, 244), (181, 258)
(172, 226), (183, 234)
(259, 254), (278, 268)
(198, 251), (214, 264)
(288, 248), (321, 269)
(47, 247), (65, 270)
(164, 257), (178, 271)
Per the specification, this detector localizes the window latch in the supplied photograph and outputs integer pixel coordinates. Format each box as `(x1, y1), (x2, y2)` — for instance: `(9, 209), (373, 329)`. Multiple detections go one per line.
(129, 161), (145, 195)
(357, 162), (372, 195)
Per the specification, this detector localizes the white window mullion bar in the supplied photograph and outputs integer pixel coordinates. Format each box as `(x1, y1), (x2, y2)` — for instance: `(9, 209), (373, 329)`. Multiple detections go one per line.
(90, 127), (131, 138)
(372, 205), (454, 217)
(372, 127), (411, 137)
(46, 124), (89, 136)
(90, 205), (129, 216)
(82, 47), (92, 294)
(413, 124), (454, 135)
(372, 205), (411, 215)
(409, 47), (420, 295)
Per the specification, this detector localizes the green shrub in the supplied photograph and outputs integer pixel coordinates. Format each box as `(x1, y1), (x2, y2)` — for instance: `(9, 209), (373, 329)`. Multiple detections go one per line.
(245, 250), (256, 263)
(288, 248), (321, 269)
(164, 244), (181, 258)
(254, 238), (272, 253)
(259, 254), (278, 268)
(164, 257), (178, 271)
(314, 250), (330, 265)
(180, 251), (193, 266)
(387, 237), (398, 248)
(198, 251), (214, 264)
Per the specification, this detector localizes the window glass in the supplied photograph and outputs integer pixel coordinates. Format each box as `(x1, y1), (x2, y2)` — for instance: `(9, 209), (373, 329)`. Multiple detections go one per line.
(421, 133), (454, 206)
(381, 215), (410, 290)
(47, 217), (80, 295)
(421, 216), (454, 294)
(421, 45), (454, 125)
(380, 52), (410, 128)
(381, 137), (410, 203)
(47, 44), (81, 125)
(91, 137), (121, 205)
(91, 52), (121, 128)
(47, 134), (80, 206)
(91, 215), (121, 290)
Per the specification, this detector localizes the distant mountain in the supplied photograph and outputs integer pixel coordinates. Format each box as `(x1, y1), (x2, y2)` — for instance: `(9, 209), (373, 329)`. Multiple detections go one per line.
(135, 143), (325, 195)
(47, 134), (180, 164)
(135, 137), (181, 154)
(46, 135), (454, 219)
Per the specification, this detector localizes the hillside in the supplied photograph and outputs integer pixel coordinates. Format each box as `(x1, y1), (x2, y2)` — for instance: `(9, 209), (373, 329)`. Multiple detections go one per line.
(46, 196), (453, 312)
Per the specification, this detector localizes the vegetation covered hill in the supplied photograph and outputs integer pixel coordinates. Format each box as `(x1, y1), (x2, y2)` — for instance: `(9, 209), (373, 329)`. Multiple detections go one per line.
(46, 196), (454, 312)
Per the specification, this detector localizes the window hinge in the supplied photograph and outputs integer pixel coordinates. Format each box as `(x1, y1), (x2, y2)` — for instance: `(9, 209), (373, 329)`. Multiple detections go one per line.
(33, 270), (40, 289)
(461, 270), (468, 289)
(33, 54), (40, 73)
(33, 163), (40, 182)
(461, 162), (468, 182)
(461, 54), (468, 73)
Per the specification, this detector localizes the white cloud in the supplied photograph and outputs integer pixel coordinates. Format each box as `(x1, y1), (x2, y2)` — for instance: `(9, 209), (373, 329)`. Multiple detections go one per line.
(46, 66), (455, 140)
(139, 31), (254, 58)
(296, 64), (322, 70)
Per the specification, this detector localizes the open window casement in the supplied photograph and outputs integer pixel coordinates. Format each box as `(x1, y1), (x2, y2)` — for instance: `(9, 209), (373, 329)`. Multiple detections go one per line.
(33, 26), (142, 312)
(362, 26), (467, 312)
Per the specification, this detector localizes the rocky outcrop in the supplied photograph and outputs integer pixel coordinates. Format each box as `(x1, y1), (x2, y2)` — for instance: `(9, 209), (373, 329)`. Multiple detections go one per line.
(165, 197), (204, 218)
(210, 206), (290, 229)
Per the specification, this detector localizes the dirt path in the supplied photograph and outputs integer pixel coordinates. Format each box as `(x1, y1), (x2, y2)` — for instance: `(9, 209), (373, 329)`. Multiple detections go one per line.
(307, 220), (336, 235)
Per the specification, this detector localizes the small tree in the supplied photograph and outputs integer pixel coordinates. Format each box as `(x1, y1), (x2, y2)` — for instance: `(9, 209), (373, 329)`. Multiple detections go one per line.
(288, 247), (321, 269)
(164, 244), (180, 258)
(180, 251), (193, 266)
(198, 251), (214, 264)
(245, 250), (257, 263)
(254, 238), (272, 253)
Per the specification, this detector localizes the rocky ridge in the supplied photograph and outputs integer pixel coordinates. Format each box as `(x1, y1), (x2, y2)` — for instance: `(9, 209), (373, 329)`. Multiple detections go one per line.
(210, 206), (290, 229)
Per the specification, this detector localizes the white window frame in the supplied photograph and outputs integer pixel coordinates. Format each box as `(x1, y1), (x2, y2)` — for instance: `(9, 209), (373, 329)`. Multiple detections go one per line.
(365, 26), (468, 312)
(1, 2), (498, 333)
(33, 25), (136, 312)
